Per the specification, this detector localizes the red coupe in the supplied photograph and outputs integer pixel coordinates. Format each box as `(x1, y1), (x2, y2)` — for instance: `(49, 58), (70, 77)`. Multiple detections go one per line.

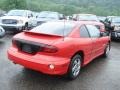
(8, 21), (110, 79)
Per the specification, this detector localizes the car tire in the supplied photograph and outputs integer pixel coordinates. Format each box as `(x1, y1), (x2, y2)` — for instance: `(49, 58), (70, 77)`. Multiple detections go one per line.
(67, 54), (82, 80)
(23, 23), (29, 30)
(103, 43), (111, 57)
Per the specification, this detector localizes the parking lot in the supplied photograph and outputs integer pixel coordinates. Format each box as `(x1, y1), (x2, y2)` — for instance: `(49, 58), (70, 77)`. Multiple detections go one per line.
(0, 34), (119, 90)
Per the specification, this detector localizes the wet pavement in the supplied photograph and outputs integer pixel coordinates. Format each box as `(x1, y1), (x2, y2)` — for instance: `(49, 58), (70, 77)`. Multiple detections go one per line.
(0, 34), (120, 90)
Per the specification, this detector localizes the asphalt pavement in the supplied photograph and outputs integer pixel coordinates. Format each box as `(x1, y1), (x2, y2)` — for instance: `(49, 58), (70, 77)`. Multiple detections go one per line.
(0, 34), (120, 90)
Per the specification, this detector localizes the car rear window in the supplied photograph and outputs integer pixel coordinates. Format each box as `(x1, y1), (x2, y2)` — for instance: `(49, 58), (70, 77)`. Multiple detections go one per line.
(31, 22), (75, 36)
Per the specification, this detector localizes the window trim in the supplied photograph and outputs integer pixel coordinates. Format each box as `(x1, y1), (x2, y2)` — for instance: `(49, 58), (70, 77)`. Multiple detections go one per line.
(79, 25), (91, 38)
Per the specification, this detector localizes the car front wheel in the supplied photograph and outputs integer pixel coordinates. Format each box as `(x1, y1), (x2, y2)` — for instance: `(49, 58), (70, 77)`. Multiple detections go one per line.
(67, 54), (82, 80)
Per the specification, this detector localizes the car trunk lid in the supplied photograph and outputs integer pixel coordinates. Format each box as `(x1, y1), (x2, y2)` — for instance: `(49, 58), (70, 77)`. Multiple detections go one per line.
(13, 31), (63, 54)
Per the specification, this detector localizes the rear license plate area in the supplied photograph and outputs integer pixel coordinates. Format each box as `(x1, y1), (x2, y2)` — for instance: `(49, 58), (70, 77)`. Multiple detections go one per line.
(22, 44), (33, 54)
(16, 41), (40, 54)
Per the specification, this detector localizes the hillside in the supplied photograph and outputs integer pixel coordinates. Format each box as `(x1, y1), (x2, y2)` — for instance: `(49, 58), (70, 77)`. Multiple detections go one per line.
(0, 0), (120, 16)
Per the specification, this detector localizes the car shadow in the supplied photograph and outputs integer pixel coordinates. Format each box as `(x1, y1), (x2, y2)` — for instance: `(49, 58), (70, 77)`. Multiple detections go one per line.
(8, 56), (109, 90)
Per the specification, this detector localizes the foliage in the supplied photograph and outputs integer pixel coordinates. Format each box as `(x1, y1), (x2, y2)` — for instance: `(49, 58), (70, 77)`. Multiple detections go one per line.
(0, 0), (120, 16)
(0, 0), (26, 11)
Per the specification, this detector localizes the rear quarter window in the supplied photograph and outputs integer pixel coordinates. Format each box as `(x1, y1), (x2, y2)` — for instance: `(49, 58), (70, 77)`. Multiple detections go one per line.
(80, 25), (90, 38)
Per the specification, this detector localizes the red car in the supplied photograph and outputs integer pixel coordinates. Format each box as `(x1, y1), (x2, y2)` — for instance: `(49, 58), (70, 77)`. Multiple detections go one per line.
(8, 21), (110, 79)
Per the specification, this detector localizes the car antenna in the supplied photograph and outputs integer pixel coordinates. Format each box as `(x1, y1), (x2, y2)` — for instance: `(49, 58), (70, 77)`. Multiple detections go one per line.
(63, 4), (66, 41)
(63, 18), (65, 41)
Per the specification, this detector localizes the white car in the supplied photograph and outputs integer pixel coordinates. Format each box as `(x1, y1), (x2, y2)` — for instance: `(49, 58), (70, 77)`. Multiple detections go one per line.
(0, 10), (37, 33)
(73, 14), (100, 22)
(0, 26), (5, 38)
(37, 11), (62, 25)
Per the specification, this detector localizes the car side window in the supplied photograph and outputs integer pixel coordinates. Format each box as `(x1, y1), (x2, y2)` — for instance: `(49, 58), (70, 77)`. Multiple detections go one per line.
(86, 25), (100, 38)
(80, 25), (90, 38)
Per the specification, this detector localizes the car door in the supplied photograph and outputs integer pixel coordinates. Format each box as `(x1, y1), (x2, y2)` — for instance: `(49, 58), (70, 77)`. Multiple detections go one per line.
(86, 25), (103, 59)
(79, 25), (93, 64)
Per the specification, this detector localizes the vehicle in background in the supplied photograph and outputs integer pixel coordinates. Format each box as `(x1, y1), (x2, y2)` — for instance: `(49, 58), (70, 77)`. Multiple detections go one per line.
(73, 14), (99, 22)
(59, 14), (65, 20)
(104, 16), (117, 30)
(72, 14), (77, 20)
(104, 16), (120, 40)
(73, 14), (105, 32)
(0, 26), (5, 38)
(8, 21), (110, 80)
(37, 11), (64, 25)
(0, 10), (37, 33)
(66, 16), (72, 20)
(98, 16), (106, 23)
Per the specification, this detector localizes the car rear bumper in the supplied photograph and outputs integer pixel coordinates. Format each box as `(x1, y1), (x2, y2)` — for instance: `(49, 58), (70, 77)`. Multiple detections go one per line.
(8, 47), (70, 75)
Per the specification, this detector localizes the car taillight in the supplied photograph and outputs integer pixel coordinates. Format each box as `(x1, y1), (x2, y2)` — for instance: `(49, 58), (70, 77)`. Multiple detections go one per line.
(41, 45), (58, 53)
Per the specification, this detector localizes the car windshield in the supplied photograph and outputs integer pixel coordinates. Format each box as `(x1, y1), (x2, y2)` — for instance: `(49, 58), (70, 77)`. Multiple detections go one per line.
(78, 15), (99, 21)
(112, 17), (120, 23)
(31, 22), (75, 36)
(7, 10), (26, 16)
(38, 12), (59, 19)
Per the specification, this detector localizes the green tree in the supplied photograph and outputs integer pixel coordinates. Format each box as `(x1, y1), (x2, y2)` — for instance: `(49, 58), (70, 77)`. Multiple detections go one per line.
(2, 0), (27, 11)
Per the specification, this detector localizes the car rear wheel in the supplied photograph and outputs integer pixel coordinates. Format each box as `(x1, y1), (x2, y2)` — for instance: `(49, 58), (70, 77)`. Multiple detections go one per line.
(103, 43), (110, 57)
(67, 54), (82, 80)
